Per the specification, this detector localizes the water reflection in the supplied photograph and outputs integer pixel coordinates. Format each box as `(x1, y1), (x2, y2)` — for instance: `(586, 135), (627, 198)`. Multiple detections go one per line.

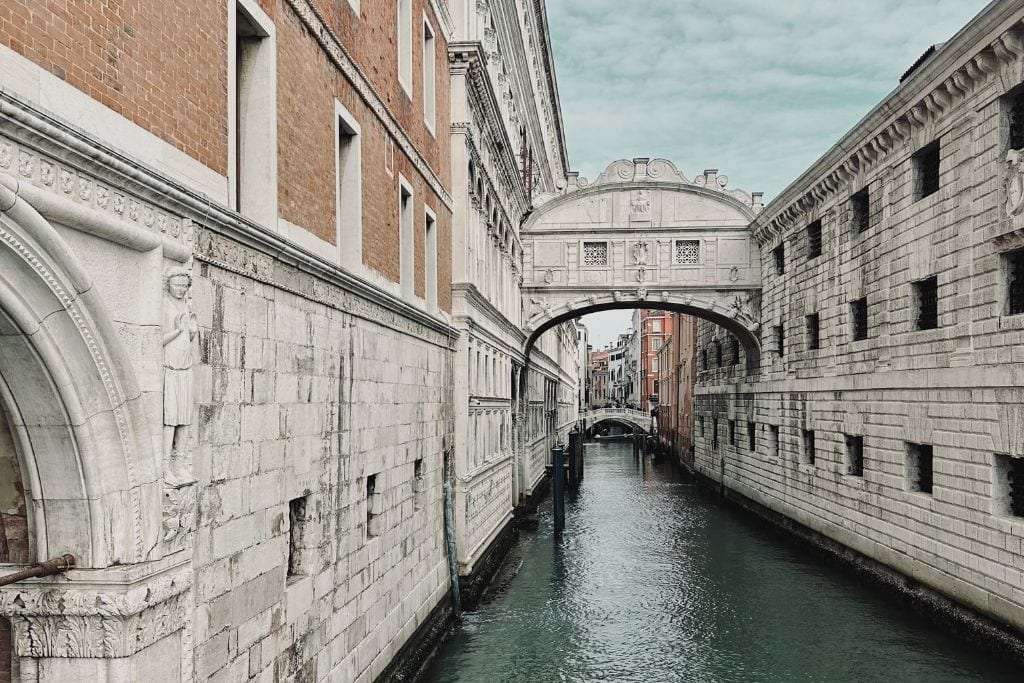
(424, 441), (1020, 682)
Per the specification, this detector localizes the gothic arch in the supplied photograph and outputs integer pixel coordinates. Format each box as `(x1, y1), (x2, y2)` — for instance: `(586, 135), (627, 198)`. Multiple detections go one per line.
(0, 182), (159, 568)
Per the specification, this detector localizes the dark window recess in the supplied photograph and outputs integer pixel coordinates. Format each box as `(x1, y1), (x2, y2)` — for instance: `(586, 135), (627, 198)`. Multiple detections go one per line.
(413, 458), (425, 509)
(773, 243), (785, 275)
(851, 298), (868, 341)
(907, 443), (934, 494)
(711, 418), (719, 450)
(728, 420), (736, 447)
(366, 474), (380, 537)
(996, 454), (1024, 517)
(287, 496), (309, 578)
(1008, 89), (1024, 151)
(852, 187), (870, 233)
(914, 276), (938, 330)
(806, 220), (823, 259)
(699, 416), (705, 437)
(748, 421), (756, 452)
(700, 348), (708, 370)
(714, 340), (722, 367)
(774, 325), (785, 356)
(1005, 247), (1024, 316)
(806, 313), (820, 350)
(802, 430), (816, 466)
(913, 140), (941, 200)
(769, 425), (780, 458)
(845, 435), (864, 477)
(731, 338), (741, 365)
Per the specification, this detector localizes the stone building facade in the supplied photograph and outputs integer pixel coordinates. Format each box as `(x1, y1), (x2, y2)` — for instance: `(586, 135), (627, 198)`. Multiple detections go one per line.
(656, 314), (698, 467)
(694, 0), (1024, 637)
(0, 1), (579, 682)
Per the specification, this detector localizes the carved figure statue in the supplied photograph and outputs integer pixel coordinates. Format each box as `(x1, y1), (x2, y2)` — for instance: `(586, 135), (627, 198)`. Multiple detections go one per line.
(632, 241), (649, 265)
(1006, 149), (1024, 218)
(162, 267), (198, 487)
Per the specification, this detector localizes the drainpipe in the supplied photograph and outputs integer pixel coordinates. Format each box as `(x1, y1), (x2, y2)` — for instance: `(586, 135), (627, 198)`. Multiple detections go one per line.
(0, 554), (75, 587)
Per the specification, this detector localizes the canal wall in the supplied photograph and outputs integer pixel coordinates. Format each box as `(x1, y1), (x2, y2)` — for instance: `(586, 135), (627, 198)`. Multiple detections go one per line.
(694, 0), (1024, 642)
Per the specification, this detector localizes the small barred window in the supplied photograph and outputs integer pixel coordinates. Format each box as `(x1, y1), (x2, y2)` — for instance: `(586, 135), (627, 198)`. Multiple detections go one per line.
(806, 220), (822, 259)
(852, 187), (870, 233)
(773, 243), (785, 275)
(583, 241), (608, 266)
(845, 435), (864, 477)
(913, 276), (938, 330)
(675, 240), (700, 264)
(913, 140), (940, 200)
(1008, 89), (1024, 151)
(851, 298), (868, 341)
(806, 313), (820, 350)
(1004, 247), (1024, 316)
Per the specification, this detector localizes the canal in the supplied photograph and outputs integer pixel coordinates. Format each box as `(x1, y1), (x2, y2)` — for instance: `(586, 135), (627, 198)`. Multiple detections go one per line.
(424, 440), (1021, 682)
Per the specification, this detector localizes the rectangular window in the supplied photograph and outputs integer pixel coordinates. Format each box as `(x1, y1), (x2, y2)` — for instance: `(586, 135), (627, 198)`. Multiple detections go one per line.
(806, 313), (820, 350)
(728, 420), (736, 447)
(852, 187), (870, 233)
(651, 358), (659, 372)
(773, 243), (785, 275)
(287, 496), (309, 578)
(698, 415), (705, 437)
(845, 435), (864, 477)
(1003, 247), (1024, 316)
(713, 340), (722, 367)
(674, 239), (700, 264)
(1004, 87), (1024, 151)
(731, 338), (740, 365)
(806, 220), (822, 259)
(652, 319), (662, 333)
(913, 140), (940, 200)
(399, 178), (414, 297)
(336, 102), (362, 271)
(913, 276), (938, 330)
(748, 421), (756, 452)
(652, 338), (662, 351)
(700, 349), (708, 371)
(773, 324), (784, 356)
(906, 443), (934, 494)
(583, 241), (608, 266)
(993, 453), (1024, 517)
(423, 18), (436, 132)
(769, 425), (779, 458)
(424, 208), (438, 312)
(366, 474), (381, 537)
(397, 0), (412, 96)
(711, 418), (719, 450)
(802, 429), (816, 466)
(413, 458), (425, 510)
(653, 379), (659, 396)
(851, 298), (868, 341)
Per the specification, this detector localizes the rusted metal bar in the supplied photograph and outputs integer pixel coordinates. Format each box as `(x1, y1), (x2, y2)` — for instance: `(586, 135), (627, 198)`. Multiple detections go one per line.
(0, 554), (75, 587)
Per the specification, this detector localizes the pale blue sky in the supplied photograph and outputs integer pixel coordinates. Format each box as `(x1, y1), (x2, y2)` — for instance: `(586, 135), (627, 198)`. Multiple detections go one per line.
(548, 0), (992, 347)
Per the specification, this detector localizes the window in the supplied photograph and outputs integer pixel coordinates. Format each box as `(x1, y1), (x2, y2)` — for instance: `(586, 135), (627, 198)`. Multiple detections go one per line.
(336, 102), (362, 271)
(652, 379), (659, 396)
(232, 1), (276, 225)
(913, 140), (940, 200)
(652, 358), (659, 373)
(851, 298), (868, 341)
(675, 239), (700, 264)
(852, 187), (870, 233)
(698, 416), (705, 437)
(397, 0), (412, 96)
(652, 338), (662, 351)
(423, 18), (436, 132)
(1004, 87), (1024, 151)
(413, 458), (426, 510)
(700, 349), (708, 371)
(773, 243), (785, 275)
(583, 241), (608, 266)
(905, 443), (934, 494)
(773, 324), (784, 356)
(913, 276), (938, 330)
(713, 340), (722, 367)
(769, 425), (779, 458)
(424, 208), (438, 311)
(728, 420), (736, 447)
(287, 496), (310, 578)
(731, 338), (740, 365)
(806, 220), (822, 259)
(399, 177), (414, 297)
(802, 429), (816, 466)
(1003, 247), (1024, 316)
(845, 435), (864, 477)
(993, 453), (1024, 517)
(748, 421), (756, 452)
(366, 474), (381, 537)
(806, 313), (820, 350)
(711, 418), (719, 450)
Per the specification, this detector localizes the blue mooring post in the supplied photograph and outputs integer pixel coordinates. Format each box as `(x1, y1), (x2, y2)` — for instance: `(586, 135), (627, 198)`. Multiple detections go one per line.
(552, 444), (565, 537)
(568, 428), (581, 490)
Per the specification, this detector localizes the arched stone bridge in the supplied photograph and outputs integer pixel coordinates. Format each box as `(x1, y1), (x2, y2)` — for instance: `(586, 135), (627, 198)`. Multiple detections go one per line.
(520, 158), (764, 363)
(582, 408), (652, 433)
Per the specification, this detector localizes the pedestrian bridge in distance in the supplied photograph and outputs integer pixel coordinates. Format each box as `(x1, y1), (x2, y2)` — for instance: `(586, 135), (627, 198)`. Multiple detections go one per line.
(519, 158), (765, 365)
(582, 408), (652, 433)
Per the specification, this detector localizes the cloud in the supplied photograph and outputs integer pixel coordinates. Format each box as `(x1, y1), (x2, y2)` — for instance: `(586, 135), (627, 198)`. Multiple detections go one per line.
(546, 0), (991, 200)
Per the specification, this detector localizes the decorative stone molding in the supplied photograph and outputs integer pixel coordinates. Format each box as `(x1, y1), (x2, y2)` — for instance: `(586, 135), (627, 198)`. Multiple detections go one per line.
(0, 565), (192, 659)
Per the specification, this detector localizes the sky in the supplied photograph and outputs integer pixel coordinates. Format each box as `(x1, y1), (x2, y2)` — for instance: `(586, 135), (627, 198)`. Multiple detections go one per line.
(544, 0), (992, 349)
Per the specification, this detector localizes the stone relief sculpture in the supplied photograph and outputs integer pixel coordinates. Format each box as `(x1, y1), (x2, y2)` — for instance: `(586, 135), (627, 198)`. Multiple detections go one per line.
(632, 241), (649, 265)
(1006, 149), (1024, 217)
(630, 190), (651, 216)
(162, 266), (198, 487)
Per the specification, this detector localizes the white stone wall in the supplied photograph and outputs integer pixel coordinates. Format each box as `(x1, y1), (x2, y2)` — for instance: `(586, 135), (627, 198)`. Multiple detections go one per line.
(695, 2), (1024, 634)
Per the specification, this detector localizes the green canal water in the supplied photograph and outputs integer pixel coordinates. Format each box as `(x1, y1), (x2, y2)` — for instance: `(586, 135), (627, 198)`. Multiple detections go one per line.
(423, 440), (1022, 682)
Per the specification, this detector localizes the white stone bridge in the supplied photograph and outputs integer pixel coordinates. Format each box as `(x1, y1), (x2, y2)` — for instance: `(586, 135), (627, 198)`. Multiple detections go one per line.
(519, 158), (764, 363)
(582, 407), (653, 433)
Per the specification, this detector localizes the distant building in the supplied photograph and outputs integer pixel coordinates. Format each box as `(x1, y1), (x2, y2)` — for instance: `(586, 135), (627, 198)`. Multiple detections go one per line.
(633, 309), (671, 411)
(657, 314), (699, 467)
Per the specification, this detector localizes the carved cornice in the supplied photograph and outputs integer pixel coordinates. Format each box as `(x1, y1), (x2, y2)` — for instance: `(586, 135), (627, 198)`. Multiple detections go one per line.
(530, 0), (570, 179)
(752, 10), (1024, 246)
(285, 0), (452, 210)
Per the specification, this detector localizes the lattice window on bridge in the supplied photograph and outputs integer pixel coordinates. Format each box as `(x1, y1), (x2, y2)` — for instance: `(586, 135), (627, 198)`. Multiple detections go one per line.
(905, 443), (934, 495)
(674, 239), (700, 265)
(850, 297), (868, 341)
(913, 139), (941, 201)
(1004, 86), (1024, 151)
(913, 276), (938, 330)
(1002, 247), (1024, 316)
(583, 241), (608, 266)
(845, 435), (864, 477)
(993, 453), (1024, 518)
(806, 219), (822, 259)
(801, 429), (816, 466)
